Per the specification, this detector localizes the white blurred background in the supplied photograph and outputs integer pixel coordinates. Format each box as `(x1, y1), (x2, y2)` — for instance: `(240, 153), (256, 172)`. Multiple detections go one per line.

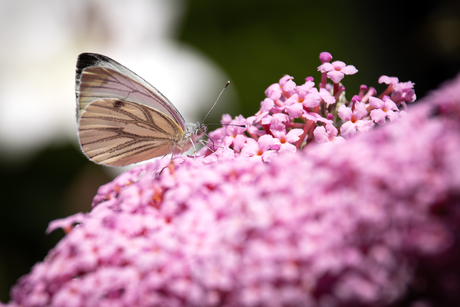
(0, 0), (232, 160)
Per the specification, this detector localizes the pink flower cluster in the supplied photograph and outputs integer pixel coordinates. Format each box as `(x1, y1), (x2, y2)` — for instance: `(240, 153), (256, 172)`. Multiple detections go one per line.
(5, 55), (460, 307)
(198, 52), (416, 163)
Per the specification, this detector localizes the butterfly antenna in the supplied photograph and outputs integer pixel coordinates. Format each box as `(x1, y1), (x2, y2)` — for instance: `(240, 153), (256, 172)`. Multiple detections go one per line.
(201, 81), (230, 125)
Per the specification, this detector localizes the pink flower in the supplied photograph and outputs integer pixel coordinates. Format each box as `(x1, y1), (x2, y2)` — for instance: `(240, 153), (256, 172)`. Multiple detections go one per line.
(314, 122), (345, 144)
(270, 125), (303, 153)
(319, 51), (333, 63)
(318, 60), (358, 83)
(319, 87), (336, 105)
(252, 98), (275, 123)
(46, 213), (85, 234)
(301, 88), (322, 108)
(369, 96), (400, 125)
(280, 77), (296, 97)
(378, 75), (399, 85)
(265, 83), (282, 101)
(379, 75), (416, 104)
(338, 102), (374, 138)
(295, 80), (315, 98)
(240, 134), (280, 162)
(279, 74), (294, 87)
(282, 94), (304, 117)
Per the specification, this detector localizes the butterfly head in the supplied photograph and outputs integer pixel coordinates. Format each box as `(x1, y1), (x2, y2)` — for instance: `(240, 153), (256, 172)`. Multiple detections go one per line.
(172, 122), (207, 155)
(185, 122), (207, 141)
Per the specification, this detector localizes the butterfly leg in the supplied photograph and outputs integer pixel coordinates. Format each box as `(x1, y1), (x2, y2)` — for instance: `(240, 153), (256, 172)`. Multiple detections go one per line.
(158, 158), (176, 176)
(199, 138), (217, 153)
(188, 137), (198, 160)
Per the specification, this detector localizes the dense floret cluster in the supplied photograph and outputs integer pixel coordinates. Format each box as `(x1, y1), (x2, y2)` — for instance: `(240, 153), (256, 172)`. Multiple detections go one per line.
(5, 54), (460, 307)
(197, 52), (415, 163)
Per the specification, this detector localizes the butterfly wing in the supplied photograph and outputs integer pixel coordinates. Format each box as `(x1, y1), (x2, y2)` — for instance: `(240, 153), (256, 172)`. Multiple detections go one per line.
(78, 98), (184, 166)
(76, 53), (187, 131)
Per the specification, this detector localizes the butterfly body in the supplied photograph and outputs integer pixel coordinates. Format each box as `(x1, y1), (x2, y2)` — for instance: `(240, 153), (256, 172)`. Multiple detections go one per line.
(76, 53), (205, 166)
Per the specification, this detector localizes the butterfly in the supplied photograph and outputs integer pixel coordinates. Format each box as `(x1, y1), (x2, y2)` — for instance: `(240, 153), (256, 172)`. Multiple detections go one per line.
(76, 53), (213, 167)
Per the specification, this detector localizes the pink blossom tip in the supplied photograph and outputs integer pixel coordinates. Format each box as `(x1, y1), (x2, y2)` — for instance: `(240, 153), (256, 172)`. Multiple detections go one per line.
(319, 52), (333, 63)
(351, 95), (361, 102)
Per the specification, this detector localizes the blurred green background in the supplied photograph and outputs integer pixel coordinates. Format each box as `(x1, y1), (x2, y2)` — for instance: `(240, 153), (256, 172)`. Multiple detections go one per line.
(1, 0), (459, 303)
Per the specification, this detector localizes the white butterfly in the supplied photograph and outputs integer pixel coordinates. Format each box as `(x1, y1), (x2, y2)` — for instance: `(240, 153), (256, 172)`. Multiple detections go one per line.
(75, 53), (210, 167)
